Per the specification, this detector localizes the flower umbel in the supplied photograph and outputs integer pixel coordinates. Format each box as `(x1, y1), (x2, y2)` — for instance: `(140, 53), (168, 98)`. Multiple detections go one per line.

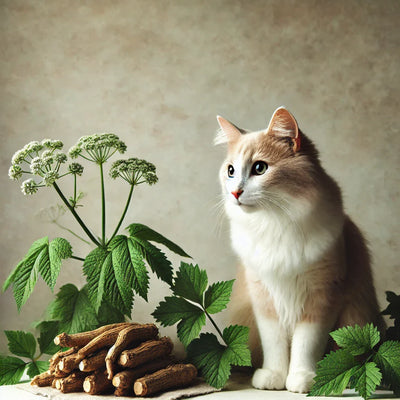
(69, 133), (127, 164)
(109, 158), (158, 185)
(68, 163), (84, 176)
(9, 139), (68, 193)
(21, 179), (39, 195)
(8, 165), (23, 181)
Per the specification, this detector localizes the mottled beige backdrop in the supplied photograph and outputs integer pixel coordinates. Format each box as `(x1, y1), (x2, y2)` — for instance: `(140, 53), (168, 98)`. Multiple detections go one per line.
(1, 0), (399, 355)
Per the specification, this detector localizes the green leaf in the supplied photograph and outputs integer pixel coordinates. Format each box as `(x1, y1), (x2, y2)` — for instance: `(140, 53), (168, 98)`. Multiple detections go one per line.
(5, 330), (36, 359)
(96, 299), (126, 326)
(12, 237), (46, 310)
(0, 356), (26, 385)
(374, 340), (400, 395)
(330, 324), (380, 356)
(152, 296), (203, 326)
(109, 235), (149, 301)
(48, 238), (72, 288)
(309, 349), (359, 396)
(83, 247), (131, 316)
(222, 325), (252, 367)
(349, 362), (382, 400)
(204, 280), (234, 314)
(173, 263), (208, 304)
(187, 333), (231, 389)
(26, 361), (49, 378)
(48, 284), (98, 334)
(2, 260), (24, 292)
(36, 320), (61, 355)
(132, 237), (173, 285)
(5, 237), (71, 310)
(177, 311), (206, 348)
(127, 223), (191, 258)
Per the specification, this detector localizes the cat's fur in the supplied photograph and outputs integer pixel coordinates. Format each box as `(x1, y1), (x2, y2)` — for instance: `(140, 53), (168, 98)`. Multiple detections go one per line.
(216, 107), (384, 393)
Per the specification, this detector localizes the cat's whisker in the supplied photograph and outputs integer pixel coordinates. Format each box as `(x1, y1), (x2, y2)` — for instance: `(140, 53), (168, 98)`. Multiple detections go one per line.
(211, 196), (227, 238)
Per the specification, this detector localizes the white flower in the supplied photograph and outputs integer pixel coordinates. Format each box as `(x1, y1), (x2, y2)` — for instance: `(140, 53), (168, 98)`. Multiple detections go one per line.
(8, 165), (23, 181)
(21, 179), (38, 195)
(43, 171), (58, 186)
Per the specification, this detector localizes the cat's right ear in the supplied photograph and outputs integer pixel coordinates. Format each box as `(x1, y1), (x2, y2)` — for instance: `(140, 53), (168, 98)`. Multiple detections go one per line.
(214, 116), (242, 146)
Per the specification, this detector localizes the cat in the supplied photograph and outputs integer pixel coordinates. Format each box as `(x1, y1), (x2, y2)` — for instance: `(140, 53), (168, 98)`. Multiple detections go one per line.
(215, 107), (384, 393)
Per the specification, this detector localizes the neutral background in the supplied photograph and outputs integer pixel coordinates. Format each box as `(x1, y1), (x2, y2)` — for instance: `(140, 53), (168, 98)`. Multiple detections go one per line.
(1, 0), (399, 356)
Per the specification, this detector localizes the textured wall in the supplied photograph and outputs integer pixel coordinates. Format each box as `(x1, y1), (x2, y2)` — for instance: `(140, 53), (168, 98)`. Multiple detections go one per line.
(1, 0), (399, 355)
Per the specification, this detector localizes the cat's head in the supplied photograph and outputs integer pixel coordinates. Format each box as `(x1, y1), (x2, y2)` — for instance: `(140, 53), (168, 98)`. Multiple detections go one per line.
(216, 107), (322, 213)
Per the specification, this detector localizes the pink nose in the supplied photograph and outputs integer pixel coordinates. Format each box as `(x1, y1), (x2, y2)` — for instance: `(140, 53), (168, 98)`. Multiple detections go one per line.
(231, 190), (243, 200)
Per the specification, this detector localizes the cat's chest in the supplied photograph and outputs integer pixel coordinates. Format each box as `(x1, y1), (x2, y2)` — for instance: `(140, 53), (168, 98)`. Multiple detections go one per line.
(230, 212), (307, 275)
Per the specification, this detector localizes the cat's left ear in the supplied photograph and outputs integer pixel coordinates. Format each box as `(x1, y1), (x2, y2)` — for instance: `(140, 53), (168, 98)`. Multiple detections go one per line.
(266, 107), (301, 152)
(215, 116), (243, 146)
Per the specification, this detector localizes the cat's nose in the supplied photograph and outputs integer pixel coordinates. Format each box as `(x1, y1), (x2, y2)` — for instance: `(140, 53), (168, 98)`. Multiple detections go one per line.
(231, 190), (243, 200)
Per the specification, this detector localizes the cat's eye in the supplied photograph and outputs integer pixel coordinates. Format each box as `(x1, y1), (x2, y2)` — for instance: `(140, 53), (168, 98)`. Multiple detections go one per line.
(251, 161), (268, 175)
(227, 165), (235, 178)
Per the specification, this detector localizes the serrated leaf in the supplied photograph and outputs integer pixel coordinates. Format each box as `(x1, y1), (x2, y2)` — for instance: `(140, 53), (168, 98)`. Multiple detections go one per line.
(48, 238), (72, 288)
(309, 349), (359, 396)
(152, 296), (203, 326)
(0, 356), (26, 385)
(12, 238), (47, 310)
(96, 299), (126, 326)
(173, 263), (208, 304)
(26, 361), (49, 378)
(83, 247), (131, 316)
(349, 362), (382, 400)
(5, 237), (71, 309)
(2, 259), (24, 292)
(36, 320), (61, 355)
(109, 235), (149, 301)
(5, 330), (36, 359)
(187, 333), (231, 388)
(204, 280), (234, 314)
(83, 247), (109, 311)
(132, 237), (173, 285)
(222, 325), (252, 367)
(330, 324), (380, 356)
(374, 340), (400, 395)
(127, 223), (191, 258)
(48, 284), (98, 334)
(177, 311), (206, 348)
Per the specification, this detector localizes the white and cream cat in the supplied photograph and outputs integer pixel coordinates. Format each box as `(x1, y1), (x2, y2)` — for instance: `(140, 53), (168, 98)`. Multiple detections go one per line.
(216, 107), (384, 393)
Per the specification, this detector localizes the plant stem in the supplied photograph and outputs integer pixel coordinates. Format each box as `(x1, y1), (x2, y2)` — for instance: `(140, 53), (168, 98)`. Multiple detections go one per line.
(54, 221), (91, 245)
(108, 183), (134, 244)
(53, 182), (101, 247)
(100, 162), (106, 245)
(204, 309), (225, 343)
(71, 255), (85, 262)
(73, 174), (77, 205)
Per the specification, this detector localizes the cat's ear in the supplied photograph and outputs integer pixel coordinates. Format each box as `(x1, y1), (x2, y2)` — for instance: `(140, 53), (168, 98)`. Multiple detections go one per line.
(266, 107), (301, 152)
(215, 116), (242, 146)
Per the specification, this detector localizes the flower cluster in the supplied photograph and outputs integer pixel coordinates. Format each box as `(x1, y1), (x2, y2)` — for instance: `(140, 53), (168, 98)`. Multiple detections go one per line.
(68, 163), (84, 176)
(69, 133), (127, 164)
(109, 158), (158, 186)
(9, 139), (69, 194)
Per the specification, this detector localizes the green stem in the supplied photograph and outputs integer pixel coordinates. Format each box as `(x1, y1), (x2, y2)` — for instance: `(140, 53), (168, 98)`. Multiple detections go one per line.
(53, 182), (101, 247)
(71, 255), (85, 262)
(108, 183), (134, 244)
(54, 221), (91, 245)
(73, 174), (77, 205)
(100, 162), (106, 245)
(204, 309), (225, 343)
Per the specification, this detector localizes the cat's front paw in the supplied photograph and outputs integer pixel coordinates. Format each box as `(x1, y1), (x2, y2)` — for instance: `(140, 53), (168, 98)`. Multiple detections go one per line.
(286, 369), (315, 393)
(252, 368), (286, 390)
